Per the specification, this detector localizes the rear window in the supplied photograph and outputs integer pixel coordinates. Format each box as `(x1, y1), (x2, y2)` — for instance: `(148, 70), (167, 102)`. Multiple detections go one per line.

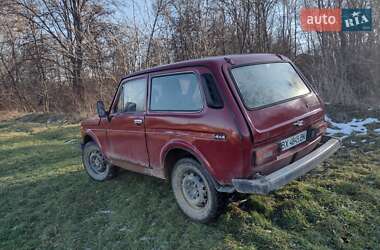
(231, 62), (310, 109)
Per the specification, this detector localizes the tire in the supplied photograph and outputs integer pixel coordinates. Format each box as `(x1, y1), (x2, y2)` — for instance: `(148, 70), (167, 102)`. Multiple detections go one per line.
(82, 141), (118, 181)
(171, 158), (227, 223)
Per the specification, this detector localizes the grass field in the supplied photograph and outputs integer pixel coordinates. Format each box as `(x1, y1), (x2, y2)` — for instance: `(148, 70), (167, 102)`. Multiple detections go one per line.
(1, 114), (380, 249)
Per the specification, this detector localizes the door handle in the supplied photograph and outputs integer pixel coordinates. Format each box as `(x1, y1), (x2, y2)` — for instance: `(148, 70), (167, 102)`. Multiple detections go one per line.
(133, 119), (143, 125)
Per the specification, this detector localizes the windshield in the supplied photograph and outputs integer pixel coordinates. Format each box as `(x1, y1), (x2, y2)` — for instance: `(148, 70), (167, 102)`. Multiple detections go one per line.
(231, 62), (310, 109)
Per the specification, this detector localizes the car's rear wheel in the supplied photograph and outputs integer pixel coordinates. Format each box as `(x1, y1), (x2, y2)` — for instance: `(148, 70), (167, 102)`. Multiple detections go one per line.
(83, 141), (117, 181)
(171, 158), (227, 223)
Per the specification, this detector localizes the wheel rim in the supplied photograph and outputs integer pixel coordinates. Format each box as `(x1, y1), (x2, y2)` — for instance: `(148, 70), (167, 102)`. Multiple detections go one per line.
(88, 150), (106, 174)
(181, 171), (208, 209)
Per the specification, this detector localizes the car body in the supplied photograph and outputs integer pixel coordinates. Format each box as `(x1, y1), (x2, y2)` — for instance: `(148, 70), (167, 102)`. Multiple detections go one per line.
(80, 53), (340, 222)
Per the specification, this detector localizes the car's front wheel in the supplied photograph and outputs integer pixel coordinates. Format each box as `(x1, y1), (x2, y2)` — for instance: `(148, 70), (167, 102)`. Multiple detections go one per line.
(82, 141), (117, 181)
(171, 158), (226, 223)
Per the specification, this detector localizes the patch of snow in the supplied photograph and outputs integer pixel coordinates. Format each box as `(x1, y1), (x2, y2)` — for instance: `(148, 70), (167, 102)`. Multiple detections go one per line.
(98, 210), (112, 214)
(139, 236), (155, 241)
(64, 139), (77, 144)
(325, 116), (379, 138)
(374, 128), (380, 134)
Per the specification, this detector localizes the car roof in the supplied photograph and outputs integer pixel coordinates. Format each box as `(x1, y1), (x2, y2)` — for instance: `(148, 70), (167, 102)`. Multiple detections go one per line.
(125, 53), (286, 78)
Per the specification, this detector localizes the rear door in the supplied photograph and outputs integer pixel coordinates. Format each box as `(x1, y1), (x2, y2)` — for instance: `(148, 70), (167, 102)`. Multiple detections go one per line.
(245, 93), (323, 144)
(107, 76), (149, 167)
(225, 62), (324, 145)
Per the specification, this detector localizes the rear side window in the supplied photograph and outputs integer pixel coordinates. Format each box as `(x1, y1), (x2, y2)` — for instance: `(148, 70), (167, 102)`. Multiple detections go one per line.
(150, 73), (203, 111)
(201, 73), (223, 109)
(231, 63), (310, 109)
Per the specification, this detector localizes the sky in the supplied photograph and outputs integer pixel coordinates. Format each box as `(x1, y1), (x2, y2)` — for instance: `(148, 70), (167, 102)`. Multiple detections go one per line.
(112, 0), (153, 25)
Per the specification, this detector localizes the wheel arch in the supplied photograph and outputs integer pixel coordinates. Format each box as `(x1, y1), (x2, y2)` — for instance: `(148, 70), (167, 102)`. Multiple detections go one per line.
(161, 140), (216, 182)
(82, 130), (104, 153)
(83, 134), (94, 144)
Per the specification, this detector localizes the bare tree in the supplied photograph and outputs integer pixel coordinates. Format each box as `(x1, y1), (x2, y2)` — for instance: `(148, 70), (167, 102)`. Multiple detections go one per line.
(0, 0), (378, 112)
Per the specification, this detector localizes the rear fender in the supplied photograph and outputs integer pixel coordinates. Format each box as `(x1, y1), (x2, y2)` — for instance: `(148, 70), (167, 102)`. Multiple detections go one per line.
(161, 140), (215, 180)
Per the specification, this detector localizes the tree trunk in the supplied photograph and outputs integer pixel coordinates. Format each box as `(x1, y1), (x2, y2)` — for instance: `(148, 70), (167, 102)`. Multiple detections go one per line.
(72, 0), (84, 106)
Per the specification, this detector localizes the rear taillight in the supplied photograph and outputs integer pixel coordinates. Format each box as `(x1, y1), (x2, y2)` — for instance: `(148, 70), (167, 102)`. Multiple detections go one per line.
(254, 143), (279, 165)
(312, 122), (327, 137)
(319, 122), (327, 134)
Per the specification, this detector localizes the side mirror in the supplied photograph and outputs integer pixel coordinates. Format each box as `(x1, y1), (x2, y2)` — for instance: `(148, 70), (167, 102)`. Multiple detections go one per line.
(125, 102), (137, 112)
(96, 100), (108, 118)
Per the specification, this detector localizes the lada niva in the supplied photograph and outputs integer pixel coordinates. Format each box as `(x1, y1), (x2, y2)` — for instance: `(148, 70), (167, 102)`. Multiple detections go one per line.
(80, 54), (340, 222)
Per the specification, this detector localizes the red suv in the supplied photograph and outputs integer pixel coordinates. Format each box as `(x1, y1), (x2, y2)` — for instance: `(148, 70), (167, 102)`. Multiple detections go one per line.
(80, 54), (340, 222)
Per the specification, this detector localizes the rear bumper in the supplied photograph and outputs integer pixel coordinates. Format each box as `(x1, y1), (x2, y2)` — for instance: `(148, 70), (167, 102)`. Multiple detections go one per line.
(232, 136), (341, 194)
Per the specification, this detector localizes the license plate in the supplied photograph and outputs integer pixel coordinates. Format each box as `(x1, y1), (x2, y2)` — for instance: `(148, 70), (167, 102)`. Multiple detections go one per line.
(280, 131), (307, 151)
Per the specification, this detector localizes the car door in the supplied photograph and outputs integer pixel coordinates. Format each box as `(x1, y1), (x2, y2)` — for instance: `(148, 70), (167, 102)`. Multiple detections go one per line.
(145, 70), (206, 170)
(107, 76), (149, 168)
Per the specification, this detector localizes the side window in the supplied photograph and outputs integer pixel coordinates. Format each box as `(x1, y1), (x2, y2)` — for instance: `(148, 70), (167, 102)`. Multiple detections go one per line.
(150, 73), (203, 111)
(114, 78), (147, 113)
(201, 73), (224, 109)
